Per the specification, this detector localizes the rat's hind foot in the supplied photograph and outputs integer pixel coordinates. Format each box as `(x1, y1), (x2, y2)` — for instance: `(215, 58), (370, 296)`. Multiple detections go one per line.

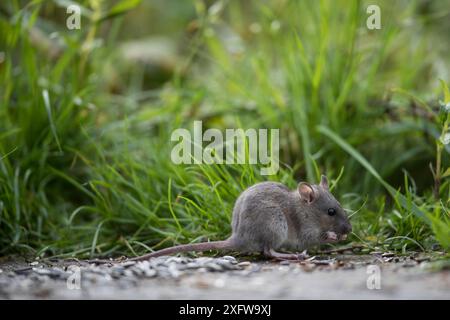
(264, 248), (305, 261)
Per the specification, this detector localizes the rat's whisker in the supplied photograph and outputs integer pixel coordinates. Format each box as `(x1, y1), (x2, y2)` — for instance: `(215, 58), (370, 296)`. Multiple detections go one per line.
(346, 197), (368, 219)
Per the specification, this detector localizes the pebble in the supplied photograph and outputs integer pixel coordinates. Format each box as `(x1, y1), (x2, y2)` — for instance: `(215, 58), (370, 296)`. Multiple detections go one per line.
(205, 263), (223, 272)
(168, 264), (181, 278)
(215, 259), (240, 270)
(222, 256), (238, 264)
(120, 261), (136, 267)
(0, 255), (244, 284)
(10, 267), (33, 276)
(414, 256), (431, 263)
(166, 257), (191, 264)
(342, 263), (355, 270)
(381, 252), (395, 258)
(123, 269), (134, 277)
(4, 253), (419, 293)
(185, 262), (201, 269)
(312, 259), (335, 265)
(136, 261), (150, 269)
(403, 262), (417, 268)
(197, 267), (208, 273)
(131, 268), (143, 276)
(144, 269), (157, 277)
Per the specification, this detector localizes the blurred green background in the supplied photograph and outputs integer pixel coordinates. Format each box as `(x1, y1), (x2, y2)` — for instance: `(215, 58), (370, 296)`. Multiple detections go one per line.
(0, 0), (449, 258)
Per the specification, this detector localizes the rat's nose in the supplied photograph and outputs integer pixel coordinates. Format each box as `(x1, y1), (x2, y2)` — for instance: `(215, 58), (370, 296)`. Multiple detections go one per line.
(340, 222), (352, 235)
(345, 223), (352, 234)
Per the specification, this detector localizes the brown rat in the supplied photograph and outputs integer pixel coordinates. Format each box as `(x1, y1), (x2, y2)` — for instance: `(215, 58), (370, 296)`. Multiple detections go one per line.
(89, 175), (351, 263)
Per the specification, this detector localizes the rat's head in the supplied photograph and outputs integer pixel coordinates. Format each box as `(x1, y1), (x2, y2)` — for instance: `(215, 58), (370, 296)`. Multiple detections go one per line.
(297, 175), (352, 243)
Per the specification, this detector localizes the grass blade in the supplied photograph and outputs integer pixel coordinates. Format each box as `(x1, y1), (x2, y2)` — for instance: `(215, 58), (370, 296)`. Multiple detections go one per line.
(317, 125), (430, 224)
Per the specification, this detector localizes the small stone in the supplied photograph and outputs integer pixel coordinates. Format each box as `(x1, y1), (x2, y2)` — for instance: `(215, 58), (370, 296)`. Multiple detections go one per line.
(30, 261), (39, 266)
(103, 274), (113, 281)
(381, 252), (395, 258)
(277, 265), (290, 272)
(120, 261), (136, 268)
(414, 256), (431, 263)
(123, 269), (134, 277)
(136, 261), (150, 270)
(221, 256), (238, 264)
(312, 259), (335, 265)
(169, 256), (192, 264)
(46, 268), (66, 279)
(32, 268), (51, 275)
(205, 263), (223, 272)
(403, 262), (417, 268)
(431, 243), (441, 251)
(144, 269), (157, 277)
(342, 263), (355, 270)
(237, 261), (251, 267)
(185, 262), (201, 269)
(129, 267), (143, 276)
(168, 264), (181, 278)
(215, 259), (239, 270)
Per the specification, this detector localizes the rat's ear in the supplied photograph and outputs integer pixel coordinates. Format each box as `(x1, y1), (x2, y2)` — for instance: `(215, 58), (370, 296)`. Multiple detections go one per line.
(320, 175), (329, 190)
(298, 182), (316, 204)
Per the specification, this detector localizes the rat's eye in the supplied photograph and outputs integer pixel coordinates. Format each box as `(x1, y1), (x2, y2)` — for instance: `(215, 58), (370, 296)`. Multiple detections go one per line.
(327, 208), (336, 216)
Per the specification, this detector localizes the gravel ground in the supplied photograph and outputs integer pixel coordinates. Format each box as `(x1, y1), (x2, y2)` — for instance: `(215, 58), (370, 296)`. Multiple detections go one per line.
(0, 251), (449, 299)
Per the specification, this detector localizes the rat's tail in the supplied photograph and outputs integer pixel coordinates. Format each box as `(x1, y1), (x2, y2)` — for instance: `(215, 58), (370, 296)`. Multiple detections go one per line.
(129, 238), (235, 262)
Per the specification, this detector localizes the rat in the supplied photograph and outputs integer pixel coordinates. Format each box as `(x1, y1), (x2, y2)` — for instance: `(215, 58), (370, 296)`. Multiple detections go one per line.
(88, 175), (351, 263)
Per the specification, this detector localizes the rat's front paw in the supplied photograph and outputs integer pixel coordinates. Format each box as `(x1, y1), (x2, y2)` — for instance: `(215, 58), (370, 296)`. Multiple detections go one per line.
(325, 231), (338, 242)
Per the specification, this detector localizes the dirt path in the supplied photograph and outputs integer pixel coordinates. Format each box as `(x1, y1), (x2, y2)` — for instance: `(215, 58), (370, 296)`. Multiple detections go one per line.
(0, 253), (448, 299)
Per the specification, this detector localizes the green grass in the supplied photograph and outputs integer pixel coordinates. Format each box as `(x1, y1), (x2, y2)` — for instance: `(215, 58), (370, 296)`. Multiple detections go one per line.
(0, 0), (449, 259)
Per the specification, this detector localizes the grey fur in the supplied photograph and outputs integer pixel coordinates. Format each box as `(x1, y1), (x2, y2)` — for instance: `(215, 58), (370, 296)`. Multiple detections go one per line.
(230, 176), (352, 257)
